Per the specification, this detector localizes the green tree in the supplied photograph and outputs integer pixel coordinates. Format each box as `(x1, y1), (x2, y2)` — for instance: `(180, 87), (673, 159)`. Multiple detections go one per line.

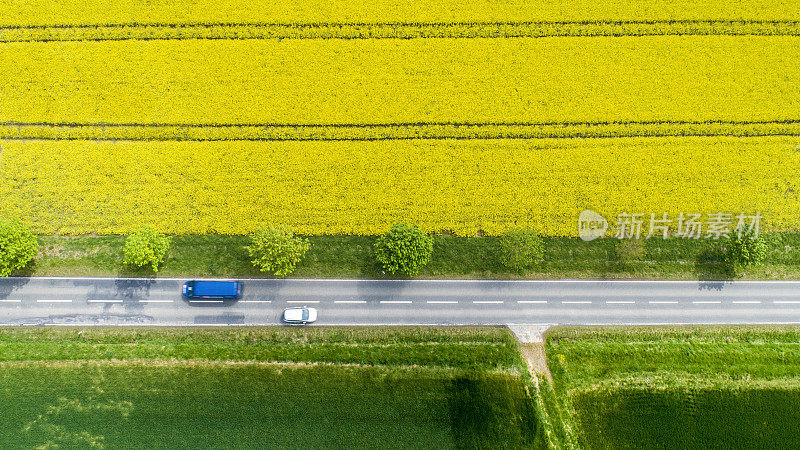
(122, 227), (171, 272)
(247, 225), (310, 276)
(375, 222), (434, 277)
(720, 228), (767, 276)
(499, 228), (545, 274)
(0, 221), (38, 276)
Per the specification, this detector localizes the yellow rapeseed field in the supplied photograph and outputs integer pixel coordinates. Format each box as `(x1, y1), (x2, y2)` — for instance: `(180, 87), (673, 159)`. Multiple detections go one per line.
(1, 137), (797, 236)
(0, 1), (798, 237)
(1, 0), (798, 25)
(0, 36), (798, 125)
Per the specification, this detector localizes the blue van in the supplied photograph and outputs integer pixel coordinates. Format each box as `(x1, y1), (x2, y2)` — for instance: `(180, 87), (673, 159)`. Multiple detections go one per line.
(182, 280), (242, 299)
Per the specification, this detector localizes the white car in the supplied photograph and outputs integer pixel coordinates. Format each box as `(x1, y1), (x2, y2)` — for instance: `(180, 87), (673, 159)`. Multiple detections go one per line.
(282, 307), (317, 324)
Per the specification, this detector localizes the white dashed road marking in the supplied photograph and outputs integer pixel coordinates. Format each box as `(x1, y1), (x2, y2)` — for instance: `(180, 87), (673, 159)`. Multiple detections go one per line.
(517, 301), (547, 304)
(37, 299), (72, 303)
(606, 301), (635, 304)
(427, 301), (458, 304)
(88, 299), (123, 303)
(334, 300), (367, 304)
(562, 301), (592, 304)
(380, 301), (412, 304)
(473, 301), (504, 304)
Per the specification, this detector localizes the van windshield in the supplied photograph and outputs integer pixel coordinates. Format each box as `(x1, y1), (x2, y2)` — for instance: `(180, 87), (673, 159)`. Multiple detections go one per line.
(302, 310), (309, 321)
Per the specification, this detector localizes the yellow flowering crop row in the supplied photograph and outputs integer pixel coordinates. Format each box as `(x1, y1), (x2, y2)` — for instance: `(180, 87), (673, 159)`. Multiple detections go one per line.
(1, 0), (797, 26)
(1, 137), (798, 236)
(1, 121), (798, 141)
(2, 21), (799, 42)
(1, 36), (798, 125)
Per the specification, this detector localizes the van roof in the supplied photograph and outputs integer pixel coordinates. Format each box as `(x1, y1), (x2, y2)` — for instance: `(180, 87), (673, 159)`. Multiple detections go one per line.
(192, 280), (240, 296)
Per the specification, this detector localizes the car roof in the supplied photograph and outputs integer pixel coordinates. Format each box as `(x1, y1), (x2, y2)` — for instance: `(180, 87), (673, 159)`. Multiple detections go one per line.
(284, 307), (316, 321)
(284, 308), (305, 320)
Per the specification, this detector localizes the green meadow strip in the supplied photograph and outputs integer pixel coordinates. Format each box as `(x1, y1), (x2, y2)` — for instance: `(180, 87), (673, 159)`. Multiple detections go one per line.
(0, 326), (527, 373)
(0, 20), (798, 42)
(574, 373), (800, 392)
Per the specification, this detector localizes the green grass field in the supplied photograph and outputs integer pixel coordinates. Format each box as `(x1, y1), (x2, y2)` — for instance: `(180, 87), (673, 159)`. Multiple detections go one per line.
(572, 379), (800, 449)
(0, 327), (545, 448)
(546, 326), (800, 449)
(24, 232), (800, 279)
(6, 363), (459, 448)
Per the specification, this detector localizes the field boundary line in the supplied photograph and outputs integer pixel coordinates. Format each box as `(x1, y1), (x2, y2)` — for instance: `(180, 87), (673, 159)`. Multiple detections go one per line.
(2, 120), (799, 141)
(0, 20), (798, 42)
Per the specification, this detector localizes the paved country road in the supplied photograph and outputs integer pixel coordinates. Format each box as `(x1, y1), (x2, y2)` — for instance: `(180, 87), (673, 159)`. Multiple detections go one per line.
(1, 277), (800, 326)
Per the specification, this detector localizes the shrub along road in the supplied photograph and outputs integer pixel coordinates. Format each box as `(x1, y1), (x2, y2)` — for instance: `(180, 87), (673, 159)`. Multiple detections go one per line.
(1, 277), (800, 326)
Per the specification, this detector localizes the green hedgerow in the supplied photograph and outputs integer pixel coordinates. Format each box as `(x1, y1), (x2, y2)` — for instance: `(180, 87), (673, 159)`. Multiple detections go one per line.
(499, 228), (545, 274)
(375, 222), (434, 277)
(122, 226), (171, 272)
(247, 225), (310, 276)
(0, 220), (38, 276)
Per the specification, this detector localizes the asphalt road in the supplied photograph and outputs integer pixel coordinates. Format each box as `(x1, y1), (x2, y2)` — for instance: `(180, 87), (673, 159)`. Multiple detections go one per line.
(1, 277), (800, 326)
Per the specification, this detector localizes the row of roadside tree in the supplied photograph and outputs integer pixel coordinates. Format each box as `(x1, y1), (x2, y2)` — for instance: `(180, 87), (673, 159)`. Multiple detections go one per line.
(0, 220), (764, 278)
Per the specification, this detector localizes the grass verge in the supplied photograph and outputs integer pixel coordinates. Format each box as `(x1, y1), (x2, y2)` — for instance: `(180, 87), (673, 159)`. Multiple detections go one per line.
(23, 233), (800, 279)
(0, 326), (527, 371)
(0, 326), (547, 449)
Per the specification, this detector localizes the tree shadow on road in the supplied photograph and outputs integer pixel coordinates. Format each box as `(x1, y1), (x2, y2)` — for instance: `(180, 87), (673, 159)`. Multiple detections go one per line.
(694, 242), (734, 289)
(0, 276), (30, 299)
